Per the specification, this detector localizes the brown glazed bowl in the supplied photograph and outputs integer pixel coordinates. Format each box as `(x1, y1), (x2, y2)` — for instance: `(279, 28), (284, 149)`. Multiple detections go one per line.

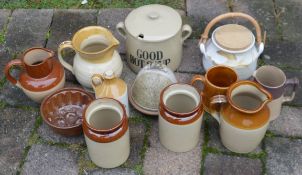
(40, 88), (94, 136)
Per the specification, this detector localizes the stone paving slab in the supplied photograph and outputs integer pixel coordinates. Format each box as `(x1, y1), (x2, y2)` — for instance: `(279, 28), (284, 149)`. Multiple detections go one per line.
(269, 106), (302, 137)
(0, 107), (38, 175)
(5, 9), (53, 55)
(21, 144), (78, 175)
(0, 48), (10, 80)
(0, 10), (10, 31)
(265, 137), (302, 175)
(232, 0), (278, 40)
(143, 120), (203, 175)
(275, 0), (302, 41)
(263, 41), (302, 69)
(186, 0), (229, 38)
(203, 153), (262, 175)
(97, 8), (132, 54)
(177, 39), (204, 74)
(207, 115), (263, 154)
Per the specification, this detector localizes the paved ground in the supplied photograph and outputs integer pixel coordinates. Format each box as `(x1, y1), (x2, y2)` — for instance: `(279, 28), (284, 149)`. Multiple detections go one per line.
(0, 0), (302, 174)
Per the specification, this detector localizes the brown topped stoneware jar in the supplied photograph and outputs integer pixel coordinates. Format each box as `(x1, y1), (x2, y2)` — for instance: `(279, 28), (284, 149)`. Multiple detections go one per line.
(4, 47), (65, 103)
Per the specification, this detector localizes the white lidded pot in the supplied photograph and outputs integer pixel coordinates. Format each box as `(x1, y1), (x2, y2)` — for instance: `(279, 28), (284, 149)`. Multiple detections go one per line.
(199, 12), (265, 80)
(116, 4), (192, 73)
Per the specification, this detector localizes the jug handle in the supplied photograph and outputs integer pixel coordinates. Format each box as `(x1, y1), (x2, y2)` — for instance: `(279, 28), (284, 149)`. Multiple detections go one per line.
(190, 74), (206, 97)
(181, 24), (192, 43)
(91, 74), (103, 90)
(4, 59), (23, 88)
(283, 77), (299, 102)
(116, 22), (126, 39)
(58, 41), (74, 74)
(209, 95), (228, 124)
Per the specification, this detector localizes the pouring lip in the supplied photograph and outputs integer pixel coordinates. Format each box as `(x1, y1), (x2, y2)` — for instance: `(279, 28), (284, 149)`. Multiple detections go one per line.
(71, 26), (119, 55)
(227, 80), (272, 114)
(22, 47), (55, 67)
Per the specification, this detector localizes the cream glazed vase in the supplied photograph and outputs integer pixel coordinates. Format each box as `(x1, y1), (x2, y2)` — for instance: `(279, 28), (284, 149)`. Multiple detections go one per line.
(116, 4), (192, 73)
(199, 12), (265, 80)
(210, 81), (272, 153)
(159, 83), (204, 152)
(82, 98), (130, 168)
(58, 26), (123, 90)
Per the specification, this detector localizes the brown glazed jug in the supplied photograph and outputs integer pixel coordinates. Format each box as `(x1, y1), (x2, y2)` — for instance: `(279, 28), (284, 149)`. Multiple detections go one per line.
(4, 47), (65, 102)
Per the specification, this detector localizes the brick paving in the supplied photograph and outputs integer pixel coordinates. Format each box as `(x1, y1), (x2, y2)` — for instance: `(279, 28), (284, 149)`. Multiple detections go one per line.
(0, 0), (302, 174)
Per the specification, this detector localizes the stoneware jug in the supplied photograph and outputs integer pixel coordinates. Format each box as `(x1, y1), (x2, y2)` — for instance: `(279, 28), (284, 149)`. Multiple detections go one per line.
(4, 47), (65, 102)
(116, 4), (192, 73)
(210, 81), (272, 153)
(58, 26), (123, 90)
(91, 70), (129, 116)
(82, 98), (130, 168)
(199, 12), (265, 80)
(159, 83), (204, 152)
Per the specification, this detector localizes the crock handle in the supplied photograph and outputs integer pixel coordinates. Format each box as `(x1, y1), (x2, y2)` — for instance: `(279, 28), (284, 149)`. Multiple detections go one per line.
(191, 75), (206, 92)
(116, 22), (127, 39)
(4, 59), (23, 88)
(209, 95), (228, 124)
(91, 74), (103, 90)
(283, 77), (299, 102)
(58, 41), (74, 74)
(199, 12), (263, 45)
(181, 24), (192, 43)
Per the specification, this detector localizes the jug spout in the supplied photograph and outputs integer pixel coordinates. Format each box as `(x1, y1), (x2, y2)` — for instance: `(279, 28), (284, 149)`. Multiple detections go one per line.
(22, 48), (55, 78)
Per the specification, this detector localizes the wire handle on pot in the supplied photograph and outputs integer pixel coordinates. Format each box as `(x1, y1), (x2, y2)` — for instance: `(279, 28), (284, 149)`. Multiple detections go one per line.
(199, 12), (263, 45)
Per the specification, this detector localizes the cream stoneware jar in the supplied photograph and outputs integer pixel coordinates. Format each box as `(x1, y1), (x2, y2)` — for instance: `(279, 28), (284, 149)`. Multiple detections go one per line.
(199, 12), (265, 80)
(210, 81), (272, 153)
(159, 83), (203, 152)
(58, 26), (123, 90)
(91, 70), (129, 116)
(116, 4), (192, 73)
(82, 98), (130, 168)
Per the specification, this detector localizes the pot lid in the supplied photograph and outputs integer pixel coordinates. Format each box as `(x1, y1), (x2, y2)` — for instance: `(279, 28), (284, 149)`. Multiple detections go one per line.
(214, 24), (254, 51)
(124, 4), (182, 41)
(130, 63), (177, 115)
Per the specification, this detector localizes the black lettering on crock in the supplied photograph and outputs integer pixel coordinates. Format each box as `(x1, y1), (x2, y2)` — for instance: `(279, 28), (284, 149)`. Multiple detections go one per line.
(131, 49), (170, 68)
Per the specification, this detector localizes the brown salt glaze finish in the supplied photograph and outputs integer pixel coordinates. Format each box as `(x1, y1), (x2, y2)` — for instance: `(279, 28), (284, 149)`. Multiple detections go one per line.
(191, 65), (238, 112)
(4, 47), (65, 92)
(213, 81), (272, 130)
(40, 88), (94, 136)
(159, 83), (204, 125)
(82, 98), (128, 143)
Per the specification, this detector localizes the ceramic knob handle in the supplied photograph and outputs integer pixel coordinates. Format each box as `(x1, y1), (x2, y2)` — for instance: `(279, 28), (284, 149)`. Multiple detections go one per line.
(148, 12), (159, 19)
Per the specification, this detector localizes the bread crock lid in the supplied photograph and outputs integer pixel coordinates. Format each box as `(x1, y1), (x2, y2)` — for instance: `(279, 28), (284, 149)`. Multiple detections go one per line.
(124, 4), (182, 42)
(214, 24), (254, 51)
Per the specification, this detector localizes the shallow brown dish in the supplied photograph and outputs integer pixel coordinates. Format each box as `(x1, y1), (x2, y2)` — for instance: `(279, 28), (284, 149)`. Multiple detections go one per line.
(40, 88), (94, 136)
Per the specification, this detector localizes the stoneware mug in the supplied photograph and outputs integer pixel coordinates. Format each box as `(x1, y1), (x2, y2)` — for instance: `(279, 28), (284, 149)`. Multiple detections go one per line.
(82, 98), (130, 168)
(253, 65), (299, 121)
(191, 65), (238, 113)
(210, 81), (272, 153)
(159, 83), (204, 152)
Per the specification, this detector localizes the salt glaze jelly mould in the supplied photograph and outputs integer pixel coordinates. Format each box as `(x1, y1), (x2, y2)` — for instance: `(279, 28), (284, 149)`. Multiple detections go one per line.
(91, 70), (129, 116)
(159, 83), (204, 152)
(4, 47), (65, 103)
(117, 4), (192, 73)
(210, 81), (272, 153)
(253, 65), (299, 120)
(199, 12), (265, 80)
(82, 98), (130, 168)
(58, 26), (123, 90)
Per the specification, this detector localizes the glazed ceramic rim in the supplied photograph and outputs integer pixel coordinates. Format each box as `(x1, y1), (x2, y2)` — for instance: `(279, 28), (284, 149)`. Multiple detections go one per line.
(160, 83), (203, 117)
(83, 97), (128, 133)
(40, 87), (94, 130)
(254, 65), (287, 89)
(226, 80), (272, 114)
(205, 65), (238, 90)
(22, 47), (55, 68)
(211, 25), (255, 54)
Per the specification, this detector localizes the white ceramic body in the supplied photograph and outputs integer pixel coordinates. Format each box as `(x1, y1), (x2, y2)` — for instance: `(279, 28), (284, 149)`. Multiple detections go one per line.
(159, 114), (202, 152)
(267, 95), (283, 121)
(200, 39), (263, 80)
(18, 74), (65, 103)
(84, 129), (130, 168)
(73, 51), (123, 89)
(115, 89), (130, 117)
